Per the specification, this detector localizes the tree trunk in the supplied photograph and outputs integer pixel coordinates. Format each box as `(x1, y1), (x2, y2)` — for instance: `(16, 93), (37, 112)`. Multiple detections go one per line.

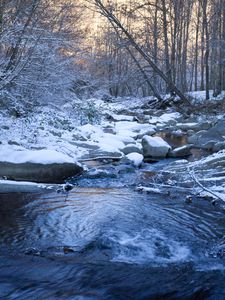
(153, 1), (158, 88)
(161, 0), (172, 92)
(202, 0), (210, 100)
(93, 0), (190, 105)
(194, 2), (200, 91)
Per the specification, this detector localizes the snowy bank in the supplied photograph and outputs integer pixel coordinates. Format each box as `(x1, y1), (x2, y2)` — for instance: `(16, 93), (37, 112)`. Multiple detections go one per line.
(0, 146), (83, 183)
(0, 179), (55, 193)
(0, 148), (75, 164)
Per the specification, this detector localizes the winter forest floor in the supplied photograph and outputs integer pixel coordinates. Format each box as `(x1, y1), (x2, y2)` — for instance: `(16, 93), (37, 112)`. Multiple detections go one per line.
(1, 90), (225, 200)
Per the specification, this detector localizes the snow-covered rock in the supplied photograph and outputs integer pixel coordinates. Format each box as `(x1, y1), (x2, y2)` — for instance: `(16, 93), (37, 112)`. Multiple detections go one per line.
(0, 147), (83, 183)
(159, 112), (180, 125)
(168, 145), (192, 158)
(142, 136), (171, 158)
(126, 153), (143, 167)
(79, 150), (123, 161)
(187, 120), (225, 149)
(0, 148), (75, 164)
(135, 186), (164, 194)
(115, 121), (156, 139)
(121, 144), (142, 155)
(0, 179), (52, 192)
(213, 142), (225, 152)
(149, 112), (181, 125)
(193, 150), (225, 170)
(176, 121), (211, 132)
(106, 113), (134, 122)
(136, 128), (156, 139)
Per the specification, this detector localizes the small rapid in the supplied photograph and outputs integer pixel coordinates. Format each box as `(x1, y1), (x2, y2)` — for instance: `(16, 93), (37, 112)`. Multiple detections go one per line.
(1, 186), (225, 299)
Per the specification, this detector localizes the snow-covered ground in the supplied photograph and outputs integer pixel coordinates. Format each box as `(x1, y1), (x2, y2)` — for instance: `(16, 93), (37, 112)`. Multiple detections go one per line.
(0, 97), (181, 163)
(188, 90), (225, 103)
(0, 147), (75, 164)
(1, 92), (225, 201)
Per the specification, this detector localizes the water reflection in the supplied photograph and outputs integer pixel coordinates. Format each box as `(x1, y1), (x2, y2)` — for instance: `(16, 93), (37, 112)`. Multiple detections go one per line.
(156, 131), (211, 161)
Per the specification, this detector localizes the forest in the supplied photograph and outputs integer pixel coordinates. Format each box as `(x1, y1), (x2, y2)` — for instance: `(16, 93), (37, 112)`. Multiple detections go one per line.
(1, 1), (225, 300)
(0, 0), (224, 106)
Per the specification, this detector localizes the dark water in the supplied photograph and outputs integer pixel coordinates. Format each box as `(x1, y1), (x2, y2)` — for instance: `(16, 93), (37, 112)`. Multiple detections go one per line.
(156, 132), (210, 161)
(1, 187), (225, 299)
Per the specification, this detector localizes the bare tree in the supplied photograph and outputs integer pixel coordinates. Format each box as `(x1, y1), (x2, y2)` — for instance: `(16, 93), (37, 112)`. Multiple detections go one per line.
(0, 0), (85, 107)
(90, 0), (190, 104)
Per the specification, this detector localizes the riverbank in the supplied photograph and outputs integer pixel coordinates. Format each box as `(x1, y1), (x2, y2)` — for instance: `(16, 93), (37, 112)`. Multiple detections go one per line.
(1, 93), (225, 202)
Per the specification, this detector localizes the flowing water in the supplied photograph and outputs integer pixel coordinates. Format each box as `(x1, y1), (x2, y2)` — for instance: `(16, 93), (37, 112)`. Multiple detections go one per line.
(1, 184), (225, 299)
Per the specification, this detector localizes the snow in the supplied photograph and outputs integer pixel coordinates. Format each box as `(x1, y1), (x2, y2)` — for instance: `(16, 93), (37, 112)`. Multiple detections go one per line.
(0, 147), (75, 164)
(149, 112), (180, 125)
(115, 121), (155, 138)
(114, 134), (135, 144)
(1, 92), (224, 187)
(191, 149), (225, 168)
(0, 179), (39, 186)
(78, 121), (154, 155)
(159, 112), (180, 123)
(97, 135), (125, 153)
(0, 98), (179, 166)
(177, 122), (198, 127)
(0, 179), (55, 191)
(126, 153), (143, 167)
(135, 186), (163, 194)
(79, 124), (103, 137)
(102, 96), (155, 112)
(143, 136), (171, 148)
(197, 188), (225, 202)
(188, 90), (225, 103)
(110, 114), (134, 121)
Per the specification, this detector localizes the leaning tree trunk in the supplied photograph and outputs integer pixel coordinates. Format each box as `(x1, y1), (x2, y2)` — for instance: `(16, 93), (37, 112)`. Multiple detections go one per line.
(153, 1), (159, 88)
(92, 0), (190, 105)
(109, 20), (163, 101)
(161, 0), (172, 92)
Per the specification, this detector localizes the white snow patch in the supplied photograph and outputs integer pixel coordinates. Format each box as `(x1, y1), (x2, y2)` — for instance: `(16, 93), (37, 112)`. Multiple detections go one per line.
(159, 112), (180, 123)
(97, 135), (125, 153)
(149, 112), (180, 125)
(0, 179), (39, 186)
(0, 147), (75, 164)
(115, 121), (155, 138)
(110, 114), (134, 121)
(115, 121), (154, 132)
(79, 124), (103, 138)
(114, 134), (135, 144)
(143, 136), (171, 148)
(126, 153), (143, 167)
(135, 186), (163, 194)
(190, 149), (225, 168)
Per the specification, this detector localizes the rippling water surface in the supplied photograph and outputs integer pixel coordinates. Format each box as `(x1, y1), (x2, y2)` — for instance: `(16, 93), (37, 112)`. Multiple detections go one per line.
(1, 187), (225, 299)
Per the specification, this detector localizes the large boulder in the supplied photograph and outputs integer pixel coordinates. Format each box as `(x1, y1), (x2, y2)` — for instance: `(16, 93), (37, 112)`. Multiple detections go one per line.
(0, 162), (83, 183)
(142, 136), (171, 158)
(0, 148), (83, 183)
(188, 120), (225, 149)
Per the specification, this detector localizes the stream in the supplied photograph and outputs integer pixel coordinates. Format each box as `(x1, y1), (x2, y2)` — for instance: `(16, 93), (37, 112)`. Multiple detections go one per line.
(1, 177), (225, 299)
